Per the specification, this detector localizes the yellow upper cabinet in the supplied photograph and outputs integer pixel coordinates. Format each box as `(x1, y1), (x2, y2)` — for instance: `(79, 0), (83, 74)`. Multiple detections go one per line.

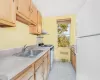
(0, 0), (16, 27)
(0, 0), (42, 28)
(16, 0), (38, 26)
(37, 11), (42, 34)
(29, 11), (42, 35)
(29, 2), (38, 25)
(16, 0), (31, 24)
(17, 0), (31, 19)
(29, 25), (38, 34)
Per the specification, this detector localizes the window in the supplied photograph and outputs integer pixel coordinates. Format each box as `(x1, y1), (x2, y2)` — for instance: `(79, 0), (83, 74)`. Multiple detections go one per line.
(57, 19), (71, 47)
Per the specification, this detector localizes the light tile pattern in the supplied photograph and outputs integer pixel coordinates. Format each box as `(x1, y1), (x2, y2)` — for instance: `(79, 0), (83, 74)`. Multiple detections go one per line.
(48, 61), (76, 80)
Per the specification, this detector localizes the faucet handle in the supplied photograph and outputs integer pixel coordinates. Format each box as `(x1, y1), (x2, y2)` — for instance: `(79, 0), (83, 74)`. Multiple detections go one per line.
(24, 44), (27, 48)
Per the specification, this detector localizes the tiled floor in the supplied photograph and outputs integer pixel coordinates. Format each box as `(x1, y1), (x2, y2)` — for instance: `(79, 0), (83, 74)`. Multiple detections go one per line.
(48, 61), (76, 80)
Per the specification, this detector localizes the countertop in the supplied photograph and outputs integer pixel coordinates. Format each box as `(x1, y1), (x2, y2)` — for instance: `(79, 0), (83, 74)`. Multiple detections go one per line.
(0, 46), (53, 80)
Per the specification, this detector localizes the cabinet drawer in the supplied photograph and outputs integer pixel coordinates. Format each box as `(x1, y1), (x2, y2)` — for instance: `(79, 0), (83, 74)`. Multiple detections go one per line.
(12, 66), (34, 80)
(35, 57), (43, 70)
(17, 68), (33, 80)
(30, 2), (37, 25)
(43, 52), (48, 58)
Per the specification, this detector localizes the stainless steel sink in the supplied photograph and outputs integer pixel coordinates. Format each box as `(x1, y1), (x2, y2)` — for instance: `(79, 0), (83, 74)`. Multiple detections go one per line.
(13, 50), (43, 58)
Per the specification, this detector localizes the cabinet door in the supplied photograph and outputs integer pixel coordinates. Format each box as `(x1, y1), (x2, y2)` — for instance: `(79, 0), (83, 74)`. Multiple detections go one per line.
(71, 47), (76, 71)
(30, 2), (38, 25)
(29, 11), (42, 34)
(48, 51), (51, 73)
(37, 12), (42, 34)
(15, 67), (34, 80)
(38, 24), (42, 34)
(29, 25), (38, 34)
(17, 0), (31, 18)
(43, 57), (48, 80)
(29, 24), (41, 35)
(0, 0), (16, 26)
(38, 12), (42, 25)
(72, 54), (76, 71)
(35, 64), (44, 80)
(11, 0), (16, 24)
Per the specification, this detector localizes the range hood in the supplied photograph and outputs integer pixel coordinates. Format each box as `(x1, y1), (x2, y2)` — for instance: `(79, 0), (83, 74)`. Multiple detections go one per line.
(41, 30), (49, 35)
(30, 30), (49, 35)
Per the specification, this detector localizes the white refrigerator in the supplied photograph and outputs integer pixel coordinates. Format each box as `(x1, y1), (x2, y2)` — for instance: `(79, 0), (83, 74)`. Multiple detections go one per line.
(76, 0), (100, 80)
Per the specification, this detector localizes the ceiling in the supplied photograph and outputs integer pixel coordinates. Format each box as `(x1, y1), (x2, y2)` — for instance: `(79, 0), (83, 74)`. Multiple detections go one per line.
(32, 0), (87, 17)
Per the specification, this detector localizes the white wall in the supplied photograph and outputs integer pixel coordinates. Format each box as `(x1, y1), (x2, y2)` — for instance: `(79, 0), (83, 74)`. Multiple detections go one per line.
(76, 0), (100, 80)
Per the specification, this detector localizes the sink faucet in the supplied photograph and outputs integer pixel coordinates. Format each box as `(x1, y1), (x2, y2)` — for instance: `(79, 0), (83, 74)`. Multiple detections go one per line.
(22, 44), (29, 52)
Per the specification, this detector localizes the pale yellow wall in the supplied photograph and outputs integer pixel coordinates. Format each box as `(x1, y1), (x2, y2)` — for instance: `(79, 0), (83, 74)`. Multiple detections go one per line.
(42, 15), (76, 61)
(0, 15), (76, 61)
(0, 21), (36, 49)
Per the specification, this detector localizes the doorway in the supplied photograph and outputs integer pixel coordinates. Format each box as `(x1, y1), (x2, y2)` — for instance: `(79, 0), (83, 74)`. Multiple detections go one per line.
(57, 19), (71, 62)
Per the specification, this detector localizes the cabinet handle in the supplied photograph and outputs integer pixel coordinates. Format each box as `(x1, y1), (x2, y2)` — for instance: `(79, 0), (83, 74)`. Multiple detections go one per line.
(29, 7), (33, 13)
(29, 7), (31, 11)
(30, 9), (33, 13)
(17, 6), (18, 10)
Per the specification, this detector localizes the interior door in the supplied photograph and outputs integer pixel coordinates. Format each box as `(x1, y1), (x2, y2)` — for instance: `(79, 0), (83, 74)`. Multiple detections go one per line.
(17, 0), (31, 18)
(77, 35), (100, 80)
(0, 0), (15, 23)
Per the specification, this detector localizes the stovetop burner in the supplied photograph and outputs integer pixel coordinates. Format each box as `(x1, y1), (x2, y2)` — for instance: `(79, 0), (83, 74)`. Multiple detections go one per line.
(39, 44), (53, 47)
